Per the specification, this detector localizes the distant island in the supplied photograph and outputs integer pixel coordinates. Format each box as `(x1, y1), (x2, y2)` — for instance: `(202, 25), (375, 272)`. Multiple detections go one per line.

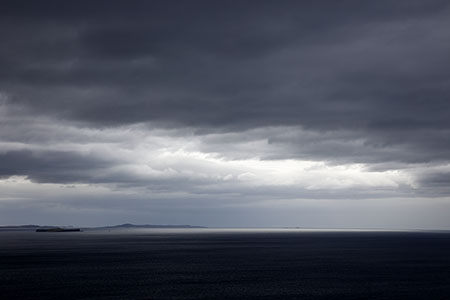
(0, 223), (206, 231)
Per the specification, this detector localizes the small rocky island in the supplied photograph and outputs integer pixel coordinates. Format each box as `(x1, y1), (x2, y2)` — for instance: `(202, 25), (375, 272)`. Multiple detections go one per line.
(36, 227), (81, 232)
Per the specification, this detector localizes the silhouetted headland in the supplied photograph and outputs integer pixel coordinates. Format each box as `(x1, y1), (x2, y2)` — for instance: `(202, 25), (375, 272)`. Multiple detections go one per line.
(0, 223), (206, 232)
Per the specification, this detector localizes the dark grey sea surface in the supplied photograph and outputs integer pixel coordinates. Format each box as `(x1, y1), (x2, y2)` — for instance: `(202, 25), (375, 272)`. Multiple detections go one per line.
(1, 228), (450, 299)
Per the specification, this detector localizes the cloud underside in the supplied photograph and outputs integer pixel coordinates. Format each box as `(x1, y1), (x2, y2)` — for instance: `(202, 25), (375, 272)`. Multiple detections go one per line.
(1, 1), (450, 226)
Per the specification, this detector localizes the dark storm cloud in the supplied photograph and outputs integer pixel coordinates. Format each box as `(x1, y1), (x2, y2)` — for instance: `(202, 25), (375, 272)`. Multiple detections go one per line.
(1, 1), (450, 182)
(415, 171), (450, 196)
(264, 127), (450, 165)
(0, 149), (113, 183)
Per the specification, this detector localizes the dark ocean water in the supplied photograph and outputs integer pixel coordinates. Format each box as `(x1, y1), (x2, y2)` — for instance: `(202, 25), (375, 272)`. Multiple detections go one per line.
(1, 228), (450, 300)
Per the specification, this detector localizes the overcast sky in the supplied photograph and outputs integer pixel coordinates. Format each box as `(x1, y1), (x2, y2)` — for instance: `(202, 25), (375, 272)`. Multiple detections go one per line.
(1, 1), (450, 228)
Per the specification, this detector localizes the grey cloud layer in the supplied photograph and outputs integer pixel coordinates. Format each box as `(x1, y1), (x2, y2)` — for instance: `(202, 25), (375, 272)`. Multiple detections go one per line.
(2, 1), (450, 163)
(1, 1), (450, 201)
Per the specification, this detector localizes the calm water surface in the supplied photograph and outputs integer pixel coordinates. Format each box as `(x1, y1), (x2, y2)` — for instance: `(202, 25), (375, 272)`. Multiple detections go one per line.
(1, 228), (450, 299)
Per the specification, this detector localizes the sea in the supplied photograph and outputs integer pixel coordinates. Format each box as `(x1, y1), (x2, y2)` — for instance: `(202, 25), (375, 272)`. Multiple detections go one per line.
(1, 228), (450, 299)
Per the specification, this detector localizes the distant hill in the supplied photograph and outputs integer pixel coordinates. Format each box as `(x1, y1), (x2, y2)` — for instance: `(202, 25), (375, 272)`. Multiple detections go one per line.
(0, 225), (41, 228)
(0, 225), (58, 231)
(97, 223), (206, 229)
